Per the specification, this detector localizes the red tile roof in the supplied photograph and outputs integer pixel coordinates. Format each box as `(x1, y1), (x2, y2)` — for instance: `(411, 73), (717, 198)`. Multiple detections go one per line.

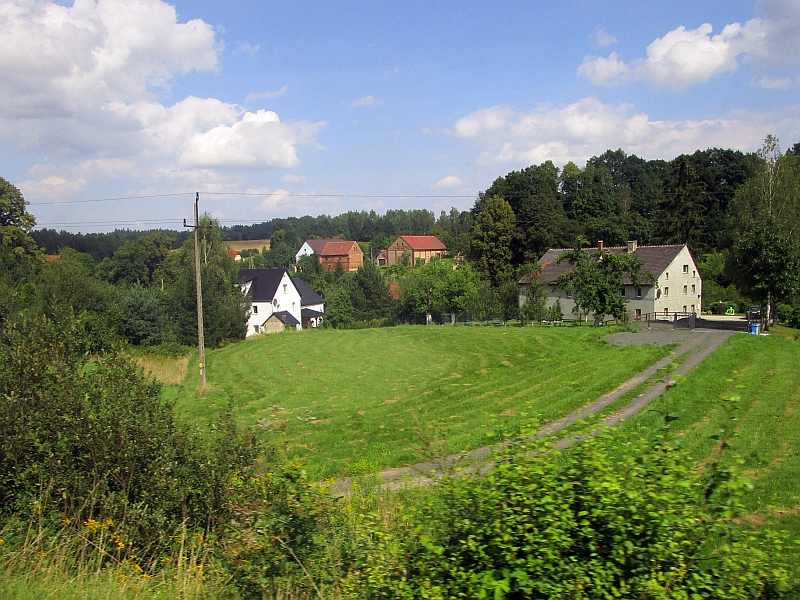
(305, 238), (336, 254)
(398, 235), (446, 251)
(321, 240), (360, 256)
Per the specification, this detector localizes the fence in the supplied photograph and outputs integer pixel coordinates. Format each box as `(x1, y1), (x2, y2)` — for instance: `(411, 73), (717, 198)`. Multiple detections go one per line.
(635, 311), (696, 330)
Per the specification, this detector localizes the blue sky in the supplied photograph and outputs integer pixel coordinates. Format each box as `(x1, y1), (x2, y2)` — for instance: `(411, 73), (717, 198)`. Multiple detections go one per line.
(1, 0), (799, 232)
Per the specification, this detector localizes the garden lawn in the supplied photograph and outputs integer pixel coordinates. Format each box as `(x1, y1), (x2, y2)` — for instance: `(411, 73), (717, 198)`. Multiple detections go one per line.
(614, 332), (800, 549)
(172, 325), (671, 479)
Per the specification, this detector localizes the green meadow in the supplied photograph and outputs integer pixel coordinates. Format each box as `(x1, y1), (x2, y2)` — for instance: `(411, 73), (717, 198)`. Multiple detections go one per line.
(613, 329), (800, 549)
(171, 325), (671, 478)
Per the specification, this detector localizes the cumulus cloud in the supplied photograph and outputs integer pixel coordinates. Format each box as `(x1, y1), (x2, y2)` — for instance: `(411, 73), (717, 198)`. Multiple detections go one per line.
(351, 95), (383, 108)
(593, 28), (618, 48)
(434, 176), (463, 189)
(282, 174), (306, 183)
(579, 21), (766, 89)
(452, 96), (797, 167)
(578, 0), (800, 90)
(0, 0), (323, 200)
(246, 86), (289, 102)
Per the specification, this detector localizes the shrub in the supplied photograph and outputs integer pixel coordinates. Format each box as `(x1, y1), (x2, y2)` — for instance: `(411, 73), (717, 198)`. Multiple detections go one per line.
(344, 434), (798, 599)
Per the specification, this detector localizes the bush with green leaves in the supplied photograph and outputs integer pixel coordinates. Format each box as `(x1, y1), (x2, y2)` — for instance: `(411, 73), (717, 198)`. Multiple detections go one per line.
(344, 433), (798, 599)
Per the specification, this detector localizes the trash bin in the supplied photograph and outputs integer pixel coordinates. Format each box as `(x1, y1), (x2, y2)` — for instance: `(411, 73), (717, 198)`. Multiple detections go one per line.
(750, 323), (761, 335)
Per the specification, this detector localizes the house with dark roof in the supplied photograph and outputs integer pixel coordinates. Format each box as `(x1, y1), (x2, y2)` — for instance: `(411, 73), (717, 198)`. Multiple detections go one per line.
(295, 239), (364, 272)
(386, 235), (446, 267)
(519, 241), (702, 321)
(293, 277), (325, 329)
(238, 268), (303, 336)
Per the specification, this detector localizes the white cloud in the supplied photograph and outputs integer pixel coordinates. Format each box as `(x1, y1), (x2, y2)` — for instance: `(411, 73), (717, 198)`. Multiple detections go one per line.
(351, 95), (383, 108)
(0, 0), (323, 200)
(752, 74), (800, 88)
(577, 0), (800, 90)
(236, 42), (260, 55)
(452, 97), (799, 167)
(281, 174), (306, 183)
(579, 20), (767, 89)
(593, 28), (617, 48)
(246, 86), (289, 102)
(180, 110), (325, 169)
(434, 176), (463, 189)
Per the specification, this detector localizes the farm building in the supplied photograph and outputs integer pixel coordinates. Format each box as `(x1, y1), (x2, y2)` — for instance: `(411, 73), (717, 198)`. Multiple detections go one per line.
(295, 238), (364, 272)
(238, 268), (303, 336)
(385, 235), (446, 267)
(518, 241), (702, 321)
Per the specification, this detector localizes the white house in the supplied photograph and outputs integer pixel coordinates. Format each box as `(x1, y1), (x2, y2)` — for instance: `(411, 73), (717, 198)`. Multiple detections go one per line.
(294, 278), (325, 329)
(238, 268), (303, 336)
(519, 241), (702, 321)
(295, 239), (335, 263)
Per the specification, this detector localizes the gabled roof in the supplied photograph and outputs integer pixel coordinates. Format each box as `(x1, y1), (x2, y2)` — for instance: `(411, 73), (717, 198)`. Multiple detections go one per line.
(237, 268), (289, 302)
(396, 235), (446, 251)
(272, 311), (300, 326)
(521, 245), (687, 286)
(304, 238), (336, 254)
(293, 277), (324, 307)
(321, 240), (360, 256)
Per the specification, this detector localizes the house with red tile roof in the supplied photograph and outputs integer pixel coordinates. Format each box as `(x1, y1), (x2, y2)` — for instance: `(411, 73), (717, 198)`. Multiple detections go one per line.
(295, 239), (364, 272)
(386, 235), (446, 267)
(518, 241), (702, 321)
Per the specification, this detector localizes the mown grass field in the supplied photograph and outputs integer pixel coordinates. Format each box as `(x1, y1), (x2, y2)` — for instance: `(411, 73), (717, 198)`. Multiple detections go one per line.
(613, 330), (800, 548)
(170, 325), (671, 479)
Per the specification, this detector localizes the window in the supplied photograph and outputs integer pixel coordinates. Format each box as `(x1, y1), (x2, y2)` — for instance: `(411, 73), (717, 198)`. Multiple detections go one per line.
(683, 305), (687, 312)
(292, 302), (296, 310)
(620, 288), (626, 297)
(636, 288), (642, 298)
(657, 289), (661, 299)
(252, 305), (258, 314)
(664, 287), (669, 296)
(283, 283), (287, 293)
(691, 304), (695, 313)
(665, 272), (669, 280)
(691, 284), (695, 294)
(683, 285), (688, 295)
(683, 265), (689, 273)
(635, 308), (642, 317)
(253, 325), (259, 333)
(693, 270), (696, 278)
(664, 308), (669, 315)
(273, 299), (278, 307)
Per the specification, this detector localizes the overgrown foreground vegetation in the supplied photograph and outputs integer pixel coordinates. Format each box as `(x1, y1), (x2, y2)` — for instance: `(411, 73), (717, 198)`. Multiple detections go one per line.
(2, 317), (800, 598)
(172, 326), (670, 479)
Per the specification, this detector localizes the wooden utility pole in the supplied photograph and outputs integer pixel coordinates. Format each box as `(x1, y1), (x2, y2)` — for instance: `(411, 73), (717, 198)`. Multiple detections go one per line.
(184, 193), (209, 390)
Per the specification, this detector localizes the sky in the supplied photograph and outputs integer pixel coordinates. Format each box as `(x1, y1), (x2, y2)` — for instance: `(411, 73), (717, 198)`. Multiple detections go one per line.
(1, 0), (799, 233)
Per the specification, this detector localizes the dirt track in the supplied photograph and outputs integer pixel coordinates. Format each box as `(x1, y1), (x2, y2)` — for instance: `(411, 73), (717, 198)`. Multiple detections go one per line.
(331, 327), (737, 496)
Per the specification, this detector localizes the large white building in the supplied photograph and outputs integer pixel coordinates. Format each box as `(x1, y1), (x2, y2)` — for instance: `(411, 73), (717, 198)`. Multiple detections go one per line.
(519, 241), (702, 321)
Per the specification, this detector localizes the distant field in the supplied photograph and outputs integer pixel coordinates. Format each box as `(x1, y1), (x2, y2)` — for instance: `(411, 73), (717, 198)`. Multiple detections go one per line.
(171, 326), (671, 479)
(224, 238), (271, 252)
(615, 331), (800, 549)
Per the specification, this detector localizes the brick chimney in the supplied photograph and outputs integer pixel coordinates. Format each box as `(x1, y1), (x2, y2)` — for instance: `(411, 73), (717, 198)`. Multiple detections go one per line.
(627, 240), (638, 253)
(597, 240), (604, 252)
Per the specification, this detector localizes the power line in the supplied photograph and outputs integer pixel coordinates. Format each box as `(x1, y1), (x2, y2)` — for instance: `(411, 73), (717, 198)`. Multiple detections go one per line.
(29, 192), (195, 206)
(29, 191), (475, 207)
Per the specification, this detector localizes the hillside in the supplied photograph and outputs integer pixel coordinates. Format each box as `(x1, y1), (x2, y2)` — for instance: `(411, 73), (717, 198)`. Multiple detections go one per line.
(172, 325), (671, 479)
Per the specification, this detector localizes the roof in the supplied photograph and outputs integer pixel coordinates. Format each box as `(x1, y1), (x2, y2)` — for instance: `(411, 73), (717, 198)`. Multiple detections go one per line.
(293, 277), (324, 307)
(237, 268), (288, 302)
(521, 244), (687, 286)
(396, 235), (446, 251)
(272, 311), (300, 326)
(320, 240), (360, 256)
(301, 308), (324, 318)
(304, 239), (336, 254)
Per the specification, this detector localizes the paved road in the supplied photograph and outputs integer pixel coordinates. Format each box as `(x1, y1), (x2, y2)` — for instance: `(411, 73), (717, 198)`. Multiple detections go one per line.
(330, 327), (736, 497)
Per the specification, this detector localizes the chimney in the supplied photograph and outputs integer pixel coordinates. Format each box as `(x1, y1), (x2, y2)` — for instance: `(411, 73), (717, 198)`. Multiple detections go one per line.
(597, 240), (604, 252)
(627, 240), (638, 253)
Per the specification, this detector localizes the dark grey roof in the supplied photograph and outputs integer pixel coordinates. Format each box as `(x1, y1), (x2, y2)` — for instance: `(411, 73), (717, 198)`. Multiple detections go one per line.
(237, 268), (287, 302)
(301, 308), (324, 318)
(520, 245), (687, 286)
(293, 277), (324, 307)
(272, 311), (300, 326)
